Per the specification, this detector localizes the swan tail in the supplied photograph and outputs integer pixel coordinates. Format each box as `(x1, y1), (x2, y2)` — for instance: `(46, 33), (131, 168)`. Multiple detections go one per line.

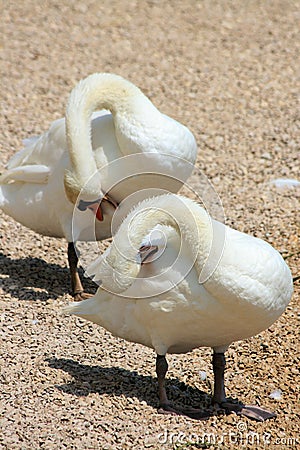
(63, 295), (105, 326)
(63, 300), (87, 316)
(0, 165), (50, 184)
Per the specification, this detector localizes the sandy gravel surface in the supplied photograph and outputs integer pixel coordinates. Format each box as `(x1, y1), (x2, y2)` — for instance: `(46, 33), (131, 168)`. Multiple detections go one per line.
(1, 1), (299, 449)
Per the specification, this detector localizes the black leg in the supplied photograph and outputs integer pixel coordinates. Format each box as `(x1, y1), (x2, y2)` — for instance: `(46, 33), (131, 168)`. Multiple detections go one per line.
(156, 354), (210, 420)
(212, 352), (226, 404)
(156, 354), (169, 408)
(67, 242), (92, 301)
(212, 350), (276, 421)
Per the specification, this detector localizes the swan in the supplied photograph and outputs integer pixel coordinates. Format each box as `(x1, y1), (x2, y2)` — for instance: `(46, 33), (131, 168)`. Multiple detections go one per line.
(0, 73), (197, 300)
(64, 194), (293, 421)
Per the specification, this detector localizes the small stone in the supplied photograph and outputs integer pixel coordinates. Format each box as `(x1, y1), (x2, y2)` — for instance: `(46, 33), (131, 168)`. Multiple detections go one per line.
(199, 370), (207, 381)
(269, 389), (283, 400)
(261, 152), (272, 160)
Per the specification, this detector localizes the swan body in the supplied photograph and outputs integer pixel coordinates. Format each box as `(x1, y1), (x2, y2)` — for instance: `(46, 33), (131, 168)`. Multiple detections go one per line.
(0, 74), (197, 241)
(65, 194), (293, 420)
(66, 194), (292, 353)
(0, 74), (197, 298)
(0, 112), (116, 241)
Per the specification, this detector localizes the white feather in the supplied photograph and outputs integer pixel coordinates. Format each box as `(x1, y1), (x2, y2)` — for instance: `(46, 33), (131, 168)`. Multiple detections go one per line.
(0, 73), (197, 242)
(64, 194), (293, 356)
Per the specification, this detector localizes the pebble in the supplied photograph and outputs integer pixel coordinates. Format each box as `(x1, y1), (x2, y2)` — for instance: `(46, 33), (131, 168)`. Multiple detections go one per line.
(269, 178), (300, 189)
(269, 389), (283, 400)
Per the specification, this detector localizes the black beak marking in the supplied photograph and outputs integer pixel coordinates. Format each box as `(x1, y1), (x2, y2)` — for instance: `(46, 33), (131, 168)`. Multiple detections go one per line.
(77, 199), (100, 211)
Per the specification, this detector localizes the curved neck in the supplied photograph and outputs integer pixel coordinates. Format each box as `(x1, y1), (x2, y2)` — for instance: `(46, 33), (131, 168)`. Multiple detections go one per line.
(64, 73), (156, 202)
(101, 195), (214, 293)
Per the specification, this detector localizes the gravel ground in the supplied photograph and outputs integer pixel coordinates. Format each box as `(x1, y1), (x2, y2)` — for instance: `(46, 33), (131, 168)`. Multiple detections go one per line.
(1, 1), (299, 449)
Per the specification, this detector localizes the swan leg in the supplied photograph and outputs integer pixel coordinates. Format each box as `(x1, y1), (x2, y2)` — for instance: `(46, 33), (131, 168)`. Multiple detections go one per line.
(212, 352), (226, 404)
(156, 354), (169, 409)
(212, 351), (276, 421)
(67, 242), (93, 302)
(156, 355), (210, 420)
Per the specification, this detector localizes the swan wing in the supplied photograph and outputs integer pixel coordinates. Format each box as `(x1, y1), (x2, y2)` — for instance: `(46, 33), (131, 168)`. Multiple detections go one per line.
(5, 110), (110, 173)
(6, 137), (39, 169)
(0, 165), (50, 184)
(84, 247), (110, 283)
(5, 117), (66, 172)
(205, 226), (293, 314)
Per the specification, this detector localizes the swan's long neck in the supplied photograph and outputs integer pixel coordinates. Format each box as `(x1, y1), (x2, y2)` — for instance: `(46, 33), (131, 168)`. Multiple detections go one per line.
(100, 195), (214, 293)
(64, 73), (158, 203)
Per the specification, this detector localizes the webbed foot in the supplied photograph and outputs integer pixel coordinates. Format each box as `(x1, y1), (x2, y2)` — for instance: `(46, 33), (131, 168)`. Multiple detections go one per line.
(73, 291), (93, 302)
(220, 401), (276, 422)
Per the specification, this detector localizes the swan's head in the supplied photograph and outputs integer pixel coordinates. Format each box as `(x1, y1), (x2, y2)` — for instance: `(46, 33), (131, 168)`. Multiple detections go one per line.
(92, 225), (174, 295)
(64, 169), (115, 221)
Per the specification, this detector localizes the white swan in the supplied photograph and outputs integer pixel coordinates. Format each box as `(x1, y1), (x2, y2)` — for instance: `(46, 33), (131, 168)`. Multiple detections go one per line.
(64, 194), (293, 421)
(0, 73), (197, 300)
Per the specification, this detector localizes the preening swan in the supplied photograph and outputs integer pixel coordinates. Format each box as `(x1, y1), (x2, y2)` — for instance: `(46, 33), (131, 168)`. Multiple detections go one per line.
(0, 73), (197, 300)
(64, 194), (293, 421)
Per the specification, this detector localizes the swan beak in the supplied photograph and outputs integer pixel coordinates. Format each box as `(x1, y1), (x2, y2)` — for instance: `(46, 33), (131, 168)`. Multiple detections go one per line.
(77, 195), (118, 222)
(92, 203), (103, 221)
(77, 199), (104, 221)
(139, 245), (159, 264)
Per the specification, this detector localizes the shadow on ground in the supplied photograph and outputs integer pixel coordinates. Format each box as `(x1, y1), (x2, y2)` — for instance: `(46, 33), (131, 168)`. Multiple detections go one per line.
(0, 252), (96, 300)
(47, 357), (216, 420)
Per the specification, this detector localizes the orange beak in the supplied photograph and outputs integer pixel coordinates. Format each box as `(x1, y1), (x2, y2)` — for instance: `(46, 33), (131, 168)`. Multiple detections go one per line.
(77, 195), (118, 222)
(87, 203), (103, 221)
